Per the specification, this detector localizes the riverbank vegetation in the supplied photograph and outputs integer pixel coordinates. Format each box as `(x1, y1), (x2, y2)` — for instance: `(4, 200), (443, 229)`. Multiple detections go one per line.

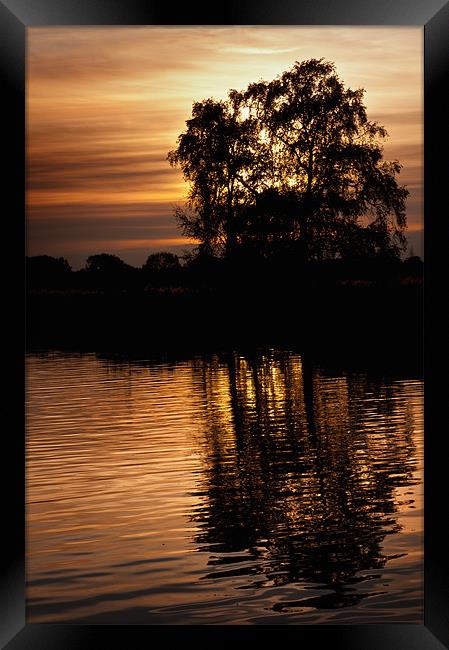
(26, 59), (422, 368)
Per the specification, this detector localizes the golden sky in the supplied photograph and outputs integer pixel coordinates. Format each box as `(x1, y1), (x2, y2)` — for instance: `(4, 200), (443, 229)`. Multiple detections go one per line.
(27, 26), (423, 269)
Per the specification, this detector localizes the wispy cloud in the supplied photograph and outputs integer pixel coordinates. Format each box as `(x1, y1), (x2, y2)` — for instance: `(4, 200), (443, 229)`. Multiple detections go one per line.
(27, 26), (423, 267)
(220, 46), (299, 55)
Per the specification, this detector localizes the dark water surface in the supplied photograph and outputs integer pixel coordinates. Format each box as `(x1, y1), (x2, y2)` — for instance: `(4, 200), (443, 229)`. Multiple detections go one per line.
(26, 350), (423, 624)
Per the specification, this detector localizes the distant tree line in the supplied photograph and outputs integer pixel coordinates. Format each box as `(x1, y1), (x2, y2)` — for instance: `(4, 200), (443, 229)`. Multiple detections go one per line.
(26, 251), (423, 291)
(168, 59), (409, 266)
(26, 252), (182, 290)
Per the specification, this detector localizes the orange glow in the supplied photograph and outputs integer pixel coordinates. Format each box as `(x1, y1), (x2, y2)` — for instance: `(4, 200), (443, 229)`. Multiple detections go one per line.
(27, 352), (423, 623)
(27, 26), (423, 268)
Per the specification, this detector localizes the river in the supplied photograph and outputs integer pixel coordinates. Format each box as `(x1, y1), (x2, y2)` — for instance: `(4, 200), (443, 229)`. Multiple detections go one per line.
(26, 350), (423, 624)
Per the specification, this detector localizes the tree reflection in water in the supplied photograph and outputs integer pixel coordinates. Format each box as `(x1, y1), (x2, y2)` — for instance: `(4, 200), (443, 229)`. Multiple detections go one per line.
(190, 351), (419, 605)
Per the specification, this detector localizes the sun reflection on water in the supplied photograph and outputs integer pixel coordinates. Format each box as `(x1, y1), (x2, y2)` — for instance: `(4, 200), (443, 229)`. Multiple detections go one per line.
(26, 350), (423, 624)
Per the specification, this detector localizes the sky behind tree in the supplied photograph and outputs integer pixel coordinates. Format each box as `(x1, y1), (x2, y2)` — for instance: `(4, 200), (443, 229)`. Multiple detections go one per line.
(27, 26), (423, 269)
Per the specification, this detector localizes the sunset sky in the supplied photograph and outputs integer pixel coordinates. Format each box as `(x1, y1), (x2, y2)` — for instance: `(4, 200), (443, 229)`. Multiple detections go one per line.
(27, 26), (423, 269)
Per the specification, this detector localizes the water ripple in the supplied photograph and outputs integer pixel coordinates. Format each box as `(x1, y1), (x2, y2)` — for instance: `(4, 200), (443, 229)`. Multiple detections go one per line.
(26, 350), (423, 624)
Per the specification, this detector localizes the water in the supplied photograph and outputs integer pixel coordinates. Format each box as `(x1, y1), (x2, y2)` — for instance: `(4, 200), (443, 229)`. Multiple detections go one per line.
(26, 350), (423, 624)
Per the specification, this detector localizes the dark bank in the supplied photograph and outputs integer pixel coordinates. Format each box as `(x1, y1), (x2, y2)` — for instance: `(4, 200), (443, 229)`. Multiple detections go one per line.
(26, 254), (423, 376)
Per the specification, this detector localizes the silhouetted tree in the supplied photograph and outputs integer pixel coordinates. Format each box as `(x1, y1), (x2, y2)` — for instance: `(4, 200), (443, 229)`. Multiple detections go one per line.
(142, 251), (182, 287)
(85, 253), (131, 273)
(169, 59), (408, 263)
(402, 255), (423, 277)
(26, 255), (71, 288)
(142, 252), (180, 273)
(168, 97), (258, 257)
(84, 253), (135, 290)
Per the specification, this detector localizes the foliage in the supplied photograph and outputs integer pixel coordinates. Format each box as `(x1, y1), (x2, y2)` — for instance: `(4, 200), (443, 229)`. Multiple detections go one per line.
(26, 255), (72, 288)
(168, 59), (408, 262)
(85, 253), (131, 273)
(143, 252), (181, 273)
(27, 255), (71, 274)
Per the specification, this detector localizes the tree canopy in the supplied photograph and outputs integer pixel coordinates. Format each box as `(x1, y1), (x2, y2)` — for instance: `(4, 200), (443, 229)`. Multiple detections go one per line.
(168, 59), (408, 263)
(143, 252), (181, 273)
(26, 255), (72, 289)
(85, 253), (131, 273)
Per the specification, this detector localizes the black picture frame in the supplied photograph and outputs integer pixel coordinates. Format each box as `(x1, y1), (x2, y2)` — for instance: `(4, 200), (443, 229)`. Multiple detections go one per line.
(2, 0), (448, 648)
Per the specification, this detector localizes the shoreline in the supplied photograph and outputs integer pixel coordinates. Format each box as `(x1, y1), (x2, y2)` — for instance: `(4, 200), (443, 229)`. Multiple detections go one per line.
(26, 283), (423, 376)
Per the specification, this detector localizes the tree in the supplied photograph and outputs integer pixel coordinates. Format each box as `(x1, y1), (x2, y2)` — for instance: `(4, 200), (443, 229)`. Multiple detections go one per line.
(142, 252), (182, 287)
(168, 59), (408, 263)
(168, 97), (259, 257)
(142, 252), (180, 273)
(84, 253), (134, 289)
(85, 253), (130, 273)
(26, 255), (71, 288)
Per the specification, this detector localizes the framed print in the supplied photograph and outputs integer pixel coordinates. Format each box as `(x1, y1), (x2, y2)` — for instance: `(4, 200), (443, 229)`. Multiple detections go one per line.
(1, 0), (448, 648)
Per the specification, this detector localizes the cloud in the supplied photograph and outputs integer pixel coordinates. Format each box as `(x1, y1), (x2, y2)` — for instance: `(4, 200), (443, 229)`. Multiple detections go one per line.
(27, 26), (423, 267)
